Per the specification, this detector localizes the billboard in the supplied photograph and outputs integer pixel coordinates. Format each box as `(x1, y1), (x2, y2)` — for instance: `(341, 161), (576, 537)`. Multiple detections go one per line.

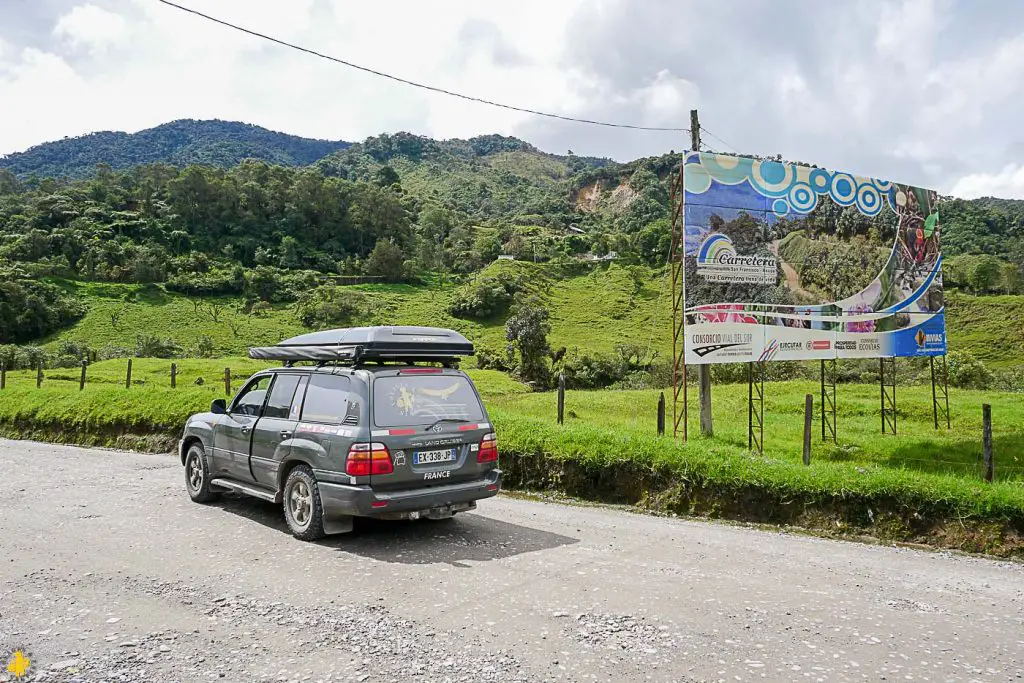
(683, 152), (945, 365)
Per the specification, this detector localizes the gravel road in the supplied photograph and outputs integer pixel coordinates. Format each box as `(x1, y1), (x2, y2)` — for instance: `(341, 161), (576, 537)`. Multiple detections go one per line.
(0, 440), (1021, 683)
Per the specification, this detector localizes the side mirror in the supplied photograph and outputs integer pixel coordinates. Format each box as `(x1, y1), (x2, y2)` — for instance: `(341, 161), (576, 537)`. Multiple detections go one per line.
(211, 398), (227, 414)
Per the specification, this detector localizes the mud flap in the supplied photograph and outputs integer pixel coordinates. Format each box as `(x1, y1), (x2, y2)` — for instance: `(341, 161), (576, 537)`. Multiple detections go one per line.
(323, 514), (354, 535)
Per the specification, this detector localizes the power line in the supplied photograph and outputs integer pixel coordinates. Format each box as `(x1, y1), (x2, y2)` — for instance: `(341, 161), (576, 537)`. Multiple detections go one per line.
(153, 0), (692, 133)
(700, 126), (740, 154)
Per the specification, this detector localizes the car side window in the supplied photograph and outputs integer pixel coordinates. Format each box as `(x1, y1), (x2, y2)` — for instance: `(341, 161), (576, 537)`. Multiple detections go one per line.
(288, 376), (309, 421)
(300, 374), (352, 424)
(264, 374), (302, 419)
(231, 376), (272, 417)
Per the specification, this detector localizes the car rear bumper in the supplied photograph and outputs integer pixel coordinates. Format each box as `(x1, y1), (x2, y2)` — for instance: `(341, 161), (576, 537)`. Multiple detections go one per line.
(318, 469), (502, 519)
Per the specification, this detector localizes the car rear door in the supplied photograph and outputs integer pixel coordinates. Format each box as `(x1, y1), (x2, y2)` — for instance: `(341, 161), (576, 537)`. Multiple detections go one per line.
(368, 368), (494, 492)
(249, 372), (306, 488)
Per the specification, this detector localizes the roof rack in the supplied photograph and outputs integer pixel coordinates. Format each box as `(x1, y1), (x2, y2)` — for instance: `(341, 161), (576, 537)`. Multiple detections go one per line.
(248, 326), (474, 365)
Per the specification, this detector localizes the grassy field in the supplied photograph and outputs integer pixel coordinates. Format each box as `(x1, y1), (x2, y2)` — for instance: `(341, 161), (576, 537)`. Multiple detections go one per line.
(39, 267), (1022, 373)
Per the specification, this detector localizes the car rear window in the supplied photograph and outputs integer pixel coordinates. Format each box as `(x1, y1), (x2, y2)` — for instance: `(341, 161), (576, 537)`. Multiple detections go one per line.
(372, 374), (485, 427)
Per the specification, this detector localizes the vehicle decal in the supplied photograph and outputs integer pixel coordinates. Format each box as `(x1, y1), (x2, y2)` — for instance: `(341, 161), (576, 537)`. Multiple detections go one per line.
(298, 423), (354, 437)
(423, 470), (451, 480)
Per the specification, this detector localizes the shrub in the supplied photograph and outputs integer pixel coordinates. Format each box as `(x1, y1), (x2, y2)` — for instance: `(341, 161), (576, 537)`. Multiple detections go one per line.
(449, 271), (527, 319)
(195, 336), (215, 358)
(505, 298), (551, 387)
(134, 334), (182, 359)
(294, 286), (367, 328)
(946, 350), (993, 389)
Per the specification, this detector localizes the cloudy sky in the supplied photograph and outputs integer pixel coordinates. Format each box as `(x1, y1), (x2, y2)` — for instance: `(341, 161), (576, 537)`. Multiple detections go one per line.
(0, 0), (1022, 198)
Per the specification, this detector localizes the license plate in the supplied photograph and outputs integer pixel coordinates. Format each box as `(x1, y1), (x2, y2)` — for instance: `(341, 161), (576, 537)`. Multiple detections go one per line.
(414, 448), (457, 465)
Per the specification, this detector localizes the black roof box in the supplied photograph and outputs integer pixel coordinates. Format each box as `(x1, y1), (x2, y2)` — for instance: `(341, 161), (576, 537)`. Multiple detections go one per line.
(248, 326), (474, 364)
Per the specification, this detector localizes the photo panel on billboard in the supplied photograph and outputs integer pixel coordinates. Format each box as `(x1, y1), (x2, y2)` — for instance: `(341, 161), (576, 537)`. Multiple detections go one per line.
(682, 152), (944, 365)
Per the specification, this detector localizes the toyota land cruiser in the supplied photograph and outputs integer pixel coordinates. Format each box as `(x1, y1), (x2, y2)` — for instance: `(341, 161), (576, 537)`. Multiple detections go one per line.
(178, 326), (501, 541)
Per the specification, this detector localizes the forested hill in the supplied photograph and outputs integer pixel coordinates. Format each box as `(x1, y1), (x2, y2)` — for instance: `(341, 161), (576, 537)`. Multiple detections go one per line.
(0, 120), (350, 178)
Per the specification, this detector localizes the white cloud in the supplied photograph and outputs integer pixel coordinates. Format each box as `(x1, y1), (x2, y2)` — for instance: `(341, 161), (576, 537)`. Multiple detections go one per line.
(53, 4), (129, 52)
(950, 164), (1024, 199)
(0, 0), (1022, 198)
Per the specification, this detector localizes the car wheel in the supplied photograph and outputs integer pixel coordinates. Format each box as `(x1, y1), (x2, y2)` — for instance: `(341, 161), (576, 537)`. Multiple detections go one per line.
(283, 465), (326, 541)
(184, 443), (219, 503)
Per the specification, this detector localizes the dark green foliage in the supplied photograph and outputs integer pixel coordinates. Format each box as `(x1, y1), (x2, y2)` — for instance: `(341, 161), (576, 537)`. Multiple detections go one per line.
(293, 286), (367, 328)
(364, 239), (407, 283)
(0, 275), (86, 344)
(134, 334), (182, 359)
(0, 119), (350, 179)
(449, 271), (525, 319)
(505, 298), (551, 386)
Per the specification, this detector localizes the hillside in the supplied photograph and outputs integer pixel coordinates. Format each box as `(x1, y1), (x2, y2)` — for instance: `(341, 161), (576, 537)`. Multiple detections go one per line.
(314, 131), (617, 223)
(31, 262), (1021, 375)
(0, 120), (350, 178)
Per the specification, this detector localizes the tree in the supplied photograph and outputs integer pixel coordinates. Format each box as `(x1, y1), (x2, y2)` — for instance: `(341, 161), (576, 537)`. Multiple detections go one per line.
(505, 298), (551, 386)
(374, 165), (401, 188)
(364, 239), (406, 282)
(1000, 262), (1022, 294)
(968, 255), (1002, 294)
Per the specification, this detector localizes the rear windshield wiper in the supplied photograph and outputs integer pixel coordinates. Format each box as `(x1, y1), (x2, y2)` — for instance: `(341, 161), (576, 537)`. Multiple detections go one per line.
(423, 418), (473, 432)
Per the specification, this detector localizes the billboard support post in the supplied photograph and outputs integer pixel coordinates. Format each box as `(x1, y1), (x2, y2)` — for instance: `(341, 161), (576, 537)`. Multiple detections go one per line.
(669, 160), (687, 441)
(748, 361), (765, 454)
(689, 111), (713, 438)
(931, 355), (950, 430)
(820, 359), (837, 444)
(881, 357), (897, 435)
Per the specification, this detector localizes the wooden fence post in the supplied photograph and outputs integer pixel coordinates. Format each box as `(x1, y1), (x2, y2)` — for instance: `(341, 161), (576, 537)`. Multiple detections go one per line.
(657, 392), (666, 436)
(126, 358), (132, 389)
(983, 404), (993, 483)
(803, 394), (813, 466)
(171, 362), (177, 389)
(36, 365), (43, 388)
(556, 373), (565, 425)
(79, 360), (87, 391)
(224, 367), (231, 396)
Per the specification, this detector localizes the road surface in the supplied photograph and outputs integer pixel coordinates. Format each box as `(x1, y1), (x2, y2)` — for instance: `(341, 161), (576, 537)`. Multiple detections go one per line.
(0, 440), (1021, 682)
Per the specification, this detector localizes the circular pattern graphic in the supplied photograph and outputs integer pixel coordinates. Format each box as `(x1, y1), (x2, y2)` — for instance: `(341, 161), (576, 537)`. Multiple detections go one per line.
(750, 159), (795, 197)
(809, 168), (831, 193)
(830, 173), (857, 206)
(856, 183), (882, 216)
(685, 155), (907, 217)
(788, 182), (816, 213)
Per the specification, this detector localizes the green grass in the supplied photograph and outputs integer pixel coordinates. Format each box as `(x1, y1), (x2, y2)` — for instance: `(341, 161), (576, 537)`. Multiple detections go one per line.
(39, 266), (1021, 375)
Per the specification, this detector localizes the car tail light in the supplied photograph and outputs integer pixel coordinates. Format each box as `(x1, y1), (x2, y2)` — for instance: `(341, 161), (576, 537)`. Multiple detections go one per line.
(399, 367), (443, 374)
(477, 432), (498, 463)
(346, 442), (393, 476)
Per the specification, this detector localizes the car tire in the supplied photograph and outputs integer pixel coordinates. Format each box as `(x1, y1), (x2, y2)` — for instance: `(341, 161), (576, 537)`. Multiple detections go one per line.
(184, 443), (219, 504)
(282, 465), (326, 541)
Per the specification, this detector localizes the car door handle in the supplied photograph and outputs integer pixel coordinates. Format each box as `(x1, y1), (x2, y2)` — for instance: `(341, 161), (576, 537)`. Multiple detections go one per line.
(241, 426), (251, 435)
(280, 430), (293, 439)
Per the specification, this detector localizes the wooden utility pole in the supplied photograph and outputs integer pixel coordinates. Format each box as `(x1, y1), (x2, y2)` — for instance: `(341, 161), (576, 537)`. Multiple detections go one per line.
(691, 109), (713, 437)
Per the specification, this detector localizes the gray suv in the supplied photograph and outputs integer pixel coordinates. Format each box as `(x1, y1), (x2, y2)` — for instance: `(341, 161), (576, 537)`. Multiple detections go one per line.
(178, 326), (501, 541)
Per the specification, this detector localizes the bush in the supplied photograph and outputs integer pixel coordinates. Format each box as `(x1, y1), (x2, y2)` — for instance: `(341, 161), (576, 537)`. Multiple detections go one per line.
(195, 336), (215, 358)
(294, 286), (367, 328)
(0, 277), (86, 344)
(134, 334), (182, 359)
(505, 299), (551, 387)
(52, 340), (95, 368)
(946, 350), (993, 389)
(450, 276), (519, 319)
(166, 267), (244, 296)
